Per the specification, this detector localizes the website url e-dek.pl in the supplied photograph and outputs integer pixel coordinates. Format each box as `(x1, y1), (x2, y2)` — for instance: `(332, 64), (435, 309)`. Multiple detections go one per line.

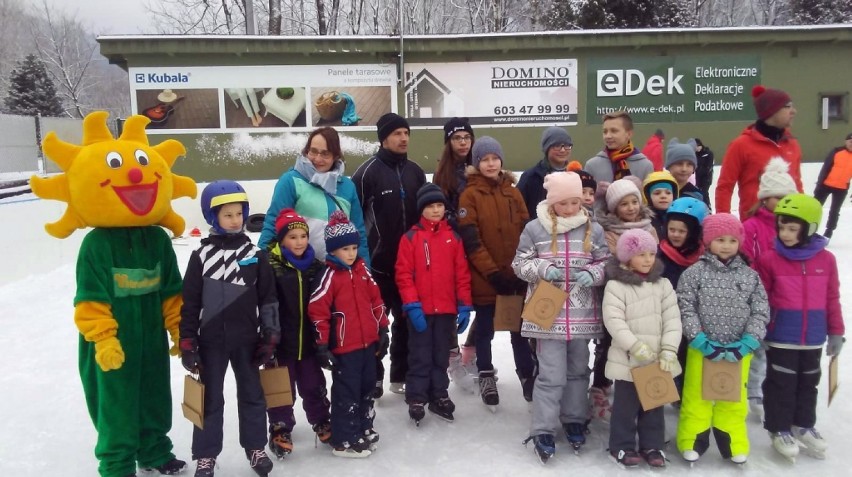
(596, 98), (745, 116)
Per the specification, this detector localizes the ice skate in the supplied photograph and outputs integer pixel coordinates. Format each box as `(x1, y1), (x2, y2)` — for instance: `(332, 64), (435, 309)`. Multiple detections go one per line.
(748, 397), (764, 422)
(332, 439), (372, 458)
(371, 380), (384, 399)
(193, 457), (215, 477)
(563, 422), (586, 454)
(682, 449), (700, 467)
(312, 421), (332, 446)
(409, 402), (426, 426)
(363, 428), (380, 451)
(268, 425), (293, 458)
(589, 386), (612, 423)
(730, 454), (748, 465)
(610, 449), (642, 469)
(428, 397), (455, 422)
(449, 349), (478, 394)
(246, 449), (273, 476)
(524, 434), (555, 464)
(142, 458), (187, 475)
(478, 370), (499, 412)
(640, 449), (667, 468)
(770, 431), (800, 463)
(792, 426), (827, 459)
(389, 382), (406, 394)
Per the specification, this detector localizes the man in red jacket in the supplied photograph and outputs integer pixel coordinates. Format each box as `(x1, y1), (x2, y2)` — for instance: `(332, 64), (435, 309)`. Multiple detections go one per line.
(716, 85), (803, 220)
(642, 129), (665, 172)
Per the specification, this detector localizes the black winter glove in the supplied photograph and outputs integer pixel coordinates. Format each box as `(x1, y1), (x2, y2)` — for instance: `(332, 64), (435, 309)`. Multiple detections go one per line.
(253, 330), (281, 367)
(316, 345), (339, 371)
(376, 327), (390, 359)
(180, 338), (201, 374)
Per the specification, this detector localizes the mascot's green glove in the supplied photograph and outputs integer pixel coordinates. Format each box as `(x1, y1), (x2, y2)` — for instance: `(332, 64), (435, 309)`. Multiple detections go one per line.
(94, 336), (125, 371)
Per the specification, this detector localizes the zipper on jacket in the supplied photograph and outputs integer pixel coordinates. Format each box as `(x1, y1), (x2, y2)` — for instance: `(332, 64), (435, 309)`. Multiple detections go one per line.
(800, 262), (808, 344)
(297, 268), (304, 361)
(424, 239), (431, 270)
(397, 165), (407, 230)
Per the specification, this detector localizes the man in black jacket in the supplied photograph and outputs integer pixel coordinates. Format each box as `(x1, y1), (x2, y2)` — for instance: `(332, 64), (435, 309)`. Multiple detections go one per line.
(352, 113), (426, 397)
(692, 138), (714, 211)
(516, 126), (573, 219)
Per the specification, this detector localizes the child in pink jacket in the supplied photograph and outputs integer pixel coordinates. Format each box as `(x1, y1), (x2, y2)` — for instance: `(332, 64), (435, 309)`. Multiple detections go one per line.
(755, 194), (844, 462)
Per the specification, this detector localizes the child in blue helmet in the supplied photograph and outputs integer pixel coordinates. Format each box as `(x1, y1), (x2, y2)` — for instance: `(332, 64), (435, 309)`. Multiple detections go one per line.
(180, 180), (280, 477)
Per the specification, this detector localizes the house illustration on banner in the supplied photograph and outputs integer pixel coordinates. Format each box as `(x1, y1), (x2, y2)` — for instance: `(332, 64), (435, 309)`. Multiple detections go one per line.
(404, 68), (464, 118)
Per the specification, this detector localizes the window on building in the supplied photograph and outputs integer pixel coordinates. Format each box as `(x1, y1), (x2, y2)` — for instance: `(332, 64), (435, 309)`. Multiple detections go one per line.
(820, 93), (848, 122)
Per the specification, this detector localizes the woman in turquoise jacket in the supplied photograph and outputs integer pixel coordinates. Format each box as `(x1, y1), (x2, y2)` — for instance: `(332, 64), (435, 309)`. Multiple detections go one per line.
(259, 127), (369, 264)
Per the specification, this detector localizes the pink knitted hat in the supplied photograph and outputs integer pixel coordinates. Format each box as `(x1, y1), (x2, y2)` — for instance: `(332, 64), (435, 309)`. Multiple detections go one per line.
(543, 171), (583, 205)
(616, 229), (658, 264)
(701, 213), (743, 246)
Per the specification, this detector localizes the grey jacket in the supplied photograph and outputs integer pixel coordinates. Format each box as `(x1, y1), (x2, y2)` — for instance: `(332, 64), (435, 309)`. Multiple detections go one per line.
(676, 253), (769, 344)
(584, 149), (654, 184)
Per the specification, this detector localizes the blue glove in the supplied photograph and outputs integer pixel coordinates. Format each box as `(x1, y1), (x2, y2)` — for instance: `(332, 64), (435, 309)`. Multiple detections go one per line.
(724, 334), (761, 361)
(404, 302), (427, 333)
(689, 332), (728, 361)
(544, 267), (564, 281)
(457, 306), (473, 334)
(827, 335), (845, 356)
(574, 270), (594, 287)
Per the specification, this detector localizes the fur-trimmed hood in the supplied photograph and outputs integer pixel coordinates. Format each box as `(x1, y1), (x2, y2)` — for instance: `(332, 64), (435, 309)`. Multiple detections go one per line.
(596, 206), (655, 232)
(605, 256), (664, 285)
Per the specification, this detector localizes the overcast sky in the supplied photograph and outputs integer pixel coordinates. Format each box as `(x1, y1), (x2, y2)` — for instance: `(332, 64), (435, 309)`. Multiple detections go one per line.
(44, 0), (156, 35)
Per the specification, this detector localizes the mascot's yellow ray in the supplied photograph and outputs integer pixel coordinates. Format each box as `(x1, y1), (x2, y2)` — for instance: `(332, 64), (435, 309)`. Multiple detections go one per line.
(31, 111), (197, 238)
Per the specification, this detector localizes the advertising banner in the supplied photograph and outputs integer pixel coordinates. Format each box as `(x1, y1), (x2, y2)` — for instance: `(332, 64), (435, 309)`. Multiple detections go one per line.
(586, 55), (761, 123)
(128, 65), (397, 133)
(404, 59), (578, 126)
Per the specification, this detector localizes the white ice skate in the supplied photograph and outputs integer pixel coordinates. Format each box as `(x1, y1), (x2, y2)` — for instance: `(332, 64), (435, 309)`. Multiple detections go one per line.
(448, 350), (478, 394)
(792, 426), (827, 459)
(730, 454), (748, 465)
(771, 431), (800, 463)
(682, 449), (700, 468)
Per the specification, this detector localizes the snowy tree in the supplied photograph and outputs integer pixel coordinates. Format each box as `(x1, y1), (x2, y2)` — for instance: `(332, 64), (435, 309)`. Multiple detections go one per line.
(3, 54), (64, 117)
(544, 0), (696, 30)
(788, 0), (852, 24)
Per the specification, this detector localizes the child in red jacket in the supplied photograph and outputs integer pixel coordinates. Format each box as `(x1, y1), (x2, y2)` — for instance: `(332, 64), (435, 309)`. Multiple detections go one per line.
(396, 183), (473, 423)
(309, 211), (389, 458)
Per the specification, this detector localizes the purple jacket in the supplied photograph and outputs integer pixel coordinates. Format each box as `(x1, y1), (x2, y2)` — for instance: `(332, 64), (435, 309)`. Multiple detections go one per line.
(755, 237), (844, 346)
(742, 207), (775, 265)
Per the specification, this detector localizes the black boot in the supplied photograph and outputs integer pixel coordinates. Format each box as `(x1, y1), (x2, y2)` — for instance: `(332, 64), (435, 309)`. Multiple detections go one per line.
(143, 458), (186, 475)
(428, 397), (455, 421)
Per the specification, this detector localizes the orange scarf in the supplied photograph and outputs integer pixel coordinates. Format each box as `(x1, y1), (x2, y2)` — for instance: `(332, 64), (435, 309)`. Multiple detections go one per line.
(606, 142), (635, 180)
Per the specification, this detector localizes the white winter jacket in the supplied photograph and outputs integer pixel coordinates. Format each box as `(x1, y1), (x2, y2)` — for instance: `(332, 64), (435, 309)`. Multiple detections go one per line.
(602, 258), (683, 382)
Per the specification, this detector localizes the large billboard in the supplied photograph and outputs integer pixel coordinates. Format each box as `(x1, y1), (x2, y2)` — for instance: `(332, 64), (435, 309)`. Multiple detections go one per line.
(586, 55), (761, 123)
(404, 59), (578, 126)
(129, 65), (398, 133)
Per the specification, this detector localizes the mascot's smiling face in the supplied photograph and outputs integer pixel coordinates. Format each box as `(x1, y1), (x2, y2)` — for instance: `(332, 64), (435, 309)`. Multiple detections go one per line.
(31, 111), (197, 238)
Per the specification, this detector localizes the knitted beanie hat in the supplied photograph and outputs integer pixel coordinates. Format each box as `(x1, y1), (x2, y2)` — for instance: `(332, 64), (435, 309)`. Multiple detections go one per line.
(752, 85), (791, 121)
(543, 171), (583, 205)
(606, 178), (642, 213)
(702, 213), (743, 246)
(575, 169), (597, 192)
(568, 160), (583, 172)
(416, 182), (447, 214)
(665, 138), (698, 169)
(275, 208), (309, 242)
(324, 210), (360, 253)
(616, 229), (658, 264)
(471, 136), (503, 169)
(443, 117), (474, 143)
(757, 157), (798, 199)
(541, 126), (573, 155)
(376, 112), (410, 143)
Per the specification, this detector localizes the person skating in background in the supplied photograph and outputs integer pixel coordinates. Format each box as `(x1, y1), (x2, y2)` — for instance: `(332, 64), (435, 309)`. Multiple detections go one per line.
(590, 177), (659, 422)
(665, 138), (704, 203)
(692, 138), (714, 211)
(755, 194), (845, 462)
(716, 85), (803, 219)
(513, 172), (609, 462)
(584, 111), (654, 209)
(675, 213), (769, 466)
(180, 181), (280, 477)
(432, 117), (479, 393)
(517, 126), (575, 219)
(642, 170), (679, 239)
(352, 113), (426, 398)
(813, 132), (852, 238)
(642, 128), (665, 172)
(258, 127), (369, 263)
(396, 183), (473, 424)
(458, 136), (535, 409)
(603, 229), (682, 469)
(263, 209), (331, 458)
(309, 211), (390, 458)
(740, 158), (798, 420)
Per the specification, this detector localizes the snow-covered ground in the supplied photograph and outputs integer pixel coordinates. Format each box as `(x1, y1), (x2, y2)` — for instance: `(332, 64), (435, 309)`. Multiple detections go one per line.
(2, 163), (851, 476)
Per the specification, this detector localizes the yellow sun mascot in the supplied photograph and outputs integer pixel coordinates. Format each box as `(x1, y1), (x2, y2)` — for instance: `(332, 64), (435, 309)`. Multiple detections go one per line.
(31, 112), (197, 477)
